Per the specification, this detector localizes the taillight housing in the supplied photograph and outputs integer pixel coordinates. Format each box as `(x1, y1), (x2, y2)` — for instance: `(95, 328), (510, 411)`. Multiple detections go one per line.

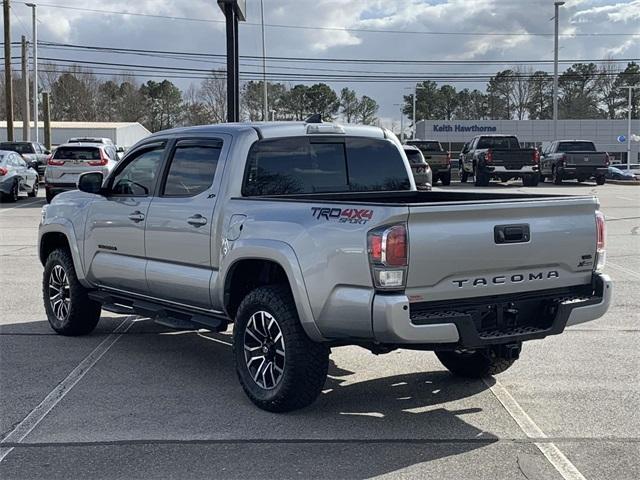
(533, 149), (540, 164)
(446, 151), (451, 165)
(48, 156), (64, 166)
(485, 149), (493, 164)
(604, 153), (610, 166)
(88, 150), (109, 166)
(560, 155), (567, 167)
(0, 167), (7, 176)
(595, 210), (606, 273)
(368, 224), (408, 290)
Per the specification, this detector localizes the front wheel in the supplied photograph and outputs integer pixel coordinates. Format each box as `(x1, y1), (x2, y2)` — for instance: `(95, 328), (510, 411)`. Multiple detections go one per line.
(233, 285), (329, 412)
(460, 170), (469, 183)
(43, 248), (101, 335)
(28, 177), (39, 197)
(436, 347), (517, 378)
(439, 171), (451, 186)
(1, 180), (19, 202)
(552, 167), (563, 185)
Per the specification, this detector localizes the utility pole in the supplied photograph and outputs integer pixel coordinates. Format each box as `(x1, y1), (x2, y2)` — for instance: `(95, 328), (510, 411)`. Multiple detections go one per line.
(260, 0), (268, 121)
(42, 91), (50, 150)
(217, 0), (246, 123)
(394, 103), (404, 142)
(21, 35), (30, 141)
(3, 0), (15, 141)
(553, 1), (565, 141)
(26, 3), (38, 141)
(620, 86), (639, 169)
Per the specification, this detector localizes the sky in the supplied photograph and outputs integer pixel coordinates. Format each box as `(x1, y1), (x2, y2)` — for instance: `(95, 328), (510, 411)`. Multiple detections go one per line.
(7, 0), (640, 126)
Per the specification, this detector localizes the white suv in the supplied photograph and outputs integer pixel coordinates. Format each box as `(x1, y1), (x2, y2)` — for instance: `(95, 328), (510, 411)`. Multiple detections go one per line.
(44, 143), (118, 203)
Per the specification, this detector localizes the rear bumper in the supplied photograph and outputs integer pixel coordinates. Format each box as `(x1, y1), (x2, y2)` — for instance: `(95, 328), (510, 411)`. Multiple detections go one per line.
(484, 165), (538, 174)
(45, 182), (76, 193)
(560, 166), (608, 178)
(372, 274), (612, 347)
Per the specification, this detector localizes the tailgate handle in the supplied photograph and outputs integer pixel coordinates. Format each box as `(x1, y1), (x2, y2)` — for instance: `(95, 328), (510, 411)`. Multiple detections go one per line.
(494, 224), (530, 244)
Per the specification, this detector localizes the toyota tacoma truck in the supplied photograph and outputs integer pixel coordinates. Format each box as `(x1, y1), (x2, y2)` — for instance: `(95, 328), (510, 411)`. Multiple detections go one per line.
(460, 134), (540, 187)
(540, 140), (609, 185)
(38, 121), (612, 412)
(405, 140), (451, 185)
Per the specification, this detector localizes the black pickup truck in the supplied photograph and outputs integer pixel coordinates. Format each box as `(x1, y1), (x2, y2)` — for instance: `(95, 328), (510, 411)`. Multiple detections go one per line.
(540, 140), (609, 185)
(460, 135), (540, 187)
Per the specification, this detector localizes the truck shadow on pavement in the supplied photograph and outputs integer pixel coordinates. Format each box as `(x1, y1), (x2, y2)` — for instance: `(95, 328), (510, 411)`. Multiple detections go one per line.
(1, 317), (500, 479)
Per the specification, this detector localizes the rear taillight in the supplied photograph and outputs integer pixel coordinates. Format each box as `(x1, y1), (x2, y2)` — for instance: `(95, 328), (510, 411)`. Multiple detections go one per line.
(533, 149), (540, 164)
(604, 153), (610, 166)
(48, 156), (64, 166)
(88, 151), (109, 166)
(368, 224), (408, 289)
(0, 167), (7, 176)
(595, 210), (606, 273)
(560, 155), (567, 167)
(485, 149), (493, 164)
(446, 151), (451, 165)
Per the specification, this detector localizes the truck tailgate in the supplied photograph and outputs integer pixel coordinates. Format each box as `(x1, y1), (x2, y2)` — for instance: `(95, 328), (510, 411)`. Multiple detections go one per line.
(405, 196), (598, 302)
(565, 152), (607, 167)
(492, 150), (535, 169)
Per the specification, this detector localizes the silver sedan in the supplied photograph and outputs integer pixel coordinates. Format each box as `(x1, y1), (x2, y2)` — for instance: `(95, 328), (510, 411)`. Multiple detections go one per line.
(403, 145), (433, 190)
(0, 150), (39, 202)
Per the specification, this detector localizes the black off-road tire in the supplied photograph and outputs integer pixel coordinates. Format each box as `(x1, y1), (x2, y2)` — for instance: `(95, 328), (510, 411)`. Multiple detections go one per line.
(28, 177), (39, 197)
(43, 248), (101, 336)
(460, 170), (469, 183)
(233, 285), (329, 413)
(474, 169), (490, 187)
(45, 189), (55, 203)
(440, 171), (452, 186)
(596, 176), (606, 185)
(522, 174), (540, 187)
(435, 348), (516, 378)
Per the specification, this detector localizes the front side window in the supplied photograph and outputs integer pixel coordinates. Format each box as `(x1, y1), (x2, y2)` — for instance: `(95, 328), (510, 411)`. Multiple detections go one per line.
(111, 146), (164, 196)
(243, 136), (410, 196)
(162, 141), (222, 197)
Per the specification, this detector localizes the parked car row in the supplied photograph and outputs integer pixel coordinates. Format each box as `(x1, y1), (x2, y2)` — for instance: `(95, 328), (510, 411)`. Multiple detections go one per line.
(0, 150), (39, 202)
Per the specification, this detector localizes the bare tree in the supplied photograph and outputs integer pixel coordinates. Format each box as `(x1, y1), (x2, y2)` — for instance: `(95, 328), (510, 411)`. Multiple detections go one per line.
(199, 70), (227, 124)
(510, 67), (531, 120)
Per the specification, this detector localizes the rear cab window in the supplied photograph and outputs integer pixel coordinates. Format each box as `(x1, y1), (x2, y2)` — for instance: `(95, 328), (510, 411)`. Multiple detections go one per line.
(477, 136), (520, 150)
(408, 141), (442, 153)
(243, 136), (411, 196)
(0, 142), (35, 154)
(558, 142), (596, 152)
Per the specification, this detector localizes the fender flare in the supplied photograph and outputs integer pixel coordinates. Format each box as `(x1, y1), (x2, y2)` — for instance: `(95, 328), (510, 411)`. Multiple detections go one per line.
(39, 221), (91, 288)
(218, 239), (326, 342)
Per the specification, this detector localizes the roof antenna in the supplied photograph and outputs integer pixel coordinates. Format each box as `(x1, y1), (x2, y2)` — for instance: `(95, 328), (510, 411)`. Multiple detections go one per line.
(304, 113), (322, 124)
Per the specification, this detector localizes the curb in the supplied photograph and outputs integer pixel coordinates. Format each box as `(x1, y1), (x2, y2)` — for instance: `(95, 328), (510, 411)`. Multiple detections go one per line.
(606, 180), (640, 186)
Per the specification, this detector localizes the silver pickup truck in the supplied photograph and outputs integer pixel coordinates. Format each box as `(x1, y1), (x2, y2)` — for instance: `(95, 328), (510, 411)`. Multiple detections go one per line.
(39, 122), (612, 412)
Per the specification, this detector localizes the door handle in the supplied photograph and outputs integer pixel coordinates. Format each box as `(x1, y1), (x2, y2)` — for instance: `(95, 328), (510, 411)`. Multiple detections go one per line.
(187, 214), (208, 227)
(128, 211), (145, 222)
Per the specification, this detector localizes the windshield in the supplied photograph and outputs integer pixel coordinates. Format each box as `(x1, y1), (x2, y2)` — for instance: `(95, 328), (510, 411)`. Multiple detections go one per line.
(558, 142), (596, 152)
(0, 142), (34, 154)
(477, 137), (520, 149)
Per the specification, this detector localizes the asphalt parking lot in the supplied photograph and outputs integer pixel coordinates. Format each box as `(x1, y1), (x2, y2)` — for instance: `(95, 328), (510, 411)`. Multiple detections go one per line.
(0, 181), (638, 480)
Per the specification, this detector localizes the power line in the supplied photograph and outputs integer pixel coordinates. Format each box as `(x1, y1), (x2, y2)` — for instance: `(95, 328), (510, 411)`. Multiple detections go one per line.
(15, 1), (640, 37)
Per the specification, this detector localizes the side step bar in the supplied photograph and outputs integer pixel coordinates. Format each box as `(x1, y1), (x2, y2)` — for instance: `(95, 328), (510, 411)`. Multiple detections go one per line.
(88, 291), (229, 332)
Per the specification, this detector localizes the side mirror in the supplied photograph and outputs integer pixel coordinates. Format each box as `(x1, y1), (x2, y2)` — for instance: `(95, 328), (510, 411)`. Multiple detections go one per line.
(44, 149), (51, 155)
(117, 146), (125, 153)
(28, 160), (39, 170)
(77, 172), (104, 194)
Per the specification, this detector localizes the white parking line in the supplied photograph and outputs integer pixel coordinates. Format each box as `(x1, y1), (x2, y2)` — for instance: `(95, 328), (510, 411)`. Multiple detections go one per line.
(0, 316), (135, 463)
(617, 196), (636, 202)
(0, 197), (45, 214)
(484, 378), (587, 480)
(607, 262), (640, 280)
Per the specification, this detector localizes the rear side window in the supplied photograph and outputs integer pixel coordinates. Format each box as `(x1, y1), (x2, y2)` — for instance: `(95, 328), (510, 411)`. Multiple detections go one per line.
(162, 141), (222, 197)
(243, 137), (410, 196)
(477, 137), (520, 150)
(53, 147), (101, 160)
(558, 142), (596, 152)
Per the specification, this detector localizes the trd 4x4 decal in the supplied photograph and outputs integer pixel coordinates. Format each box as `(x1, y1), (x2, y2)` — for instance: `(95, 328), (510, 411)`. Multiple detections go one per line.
(311, 207), (373, 225)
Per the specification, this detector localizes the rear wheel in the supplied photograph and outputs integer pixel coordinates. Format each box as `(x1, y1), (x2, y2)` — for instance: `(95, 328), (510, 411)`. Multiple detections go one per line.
(596, 176), (606, 185)
(522, 174), (540, 187)
(1, 180), (19, 202)
(45, 189), (55, 203)
(43, 248), (101, 335)
(436, 347), (517, 378)
(552, 166), (563, 185)
(439, 171), (451, 186)
(474, 167), (490, 187)
(460, 170), (469, 183)
(233, 285), (330, 412)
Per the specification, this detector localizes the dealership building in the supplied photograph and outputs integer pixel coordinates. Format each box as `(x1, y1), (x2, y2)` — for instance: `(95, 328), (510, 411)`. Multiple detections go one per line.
(416, 119), (639, 163)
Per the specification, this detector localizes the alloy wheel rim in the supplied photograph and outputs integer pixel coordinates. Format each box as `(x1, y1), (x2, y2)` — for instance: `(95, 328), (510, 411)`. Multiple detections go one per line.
(49, 265), (70, 323)
(244, 311), (285, 390)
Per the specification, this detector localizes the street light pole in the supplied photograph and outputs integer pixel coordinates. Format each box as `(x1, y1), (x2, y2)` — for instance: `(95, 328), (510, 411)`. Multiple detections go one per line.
(620, 86), (638, 169)
(260, 0), (268, 121)
(553, 1), (564, 142)
(25, 3), (38, 141)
